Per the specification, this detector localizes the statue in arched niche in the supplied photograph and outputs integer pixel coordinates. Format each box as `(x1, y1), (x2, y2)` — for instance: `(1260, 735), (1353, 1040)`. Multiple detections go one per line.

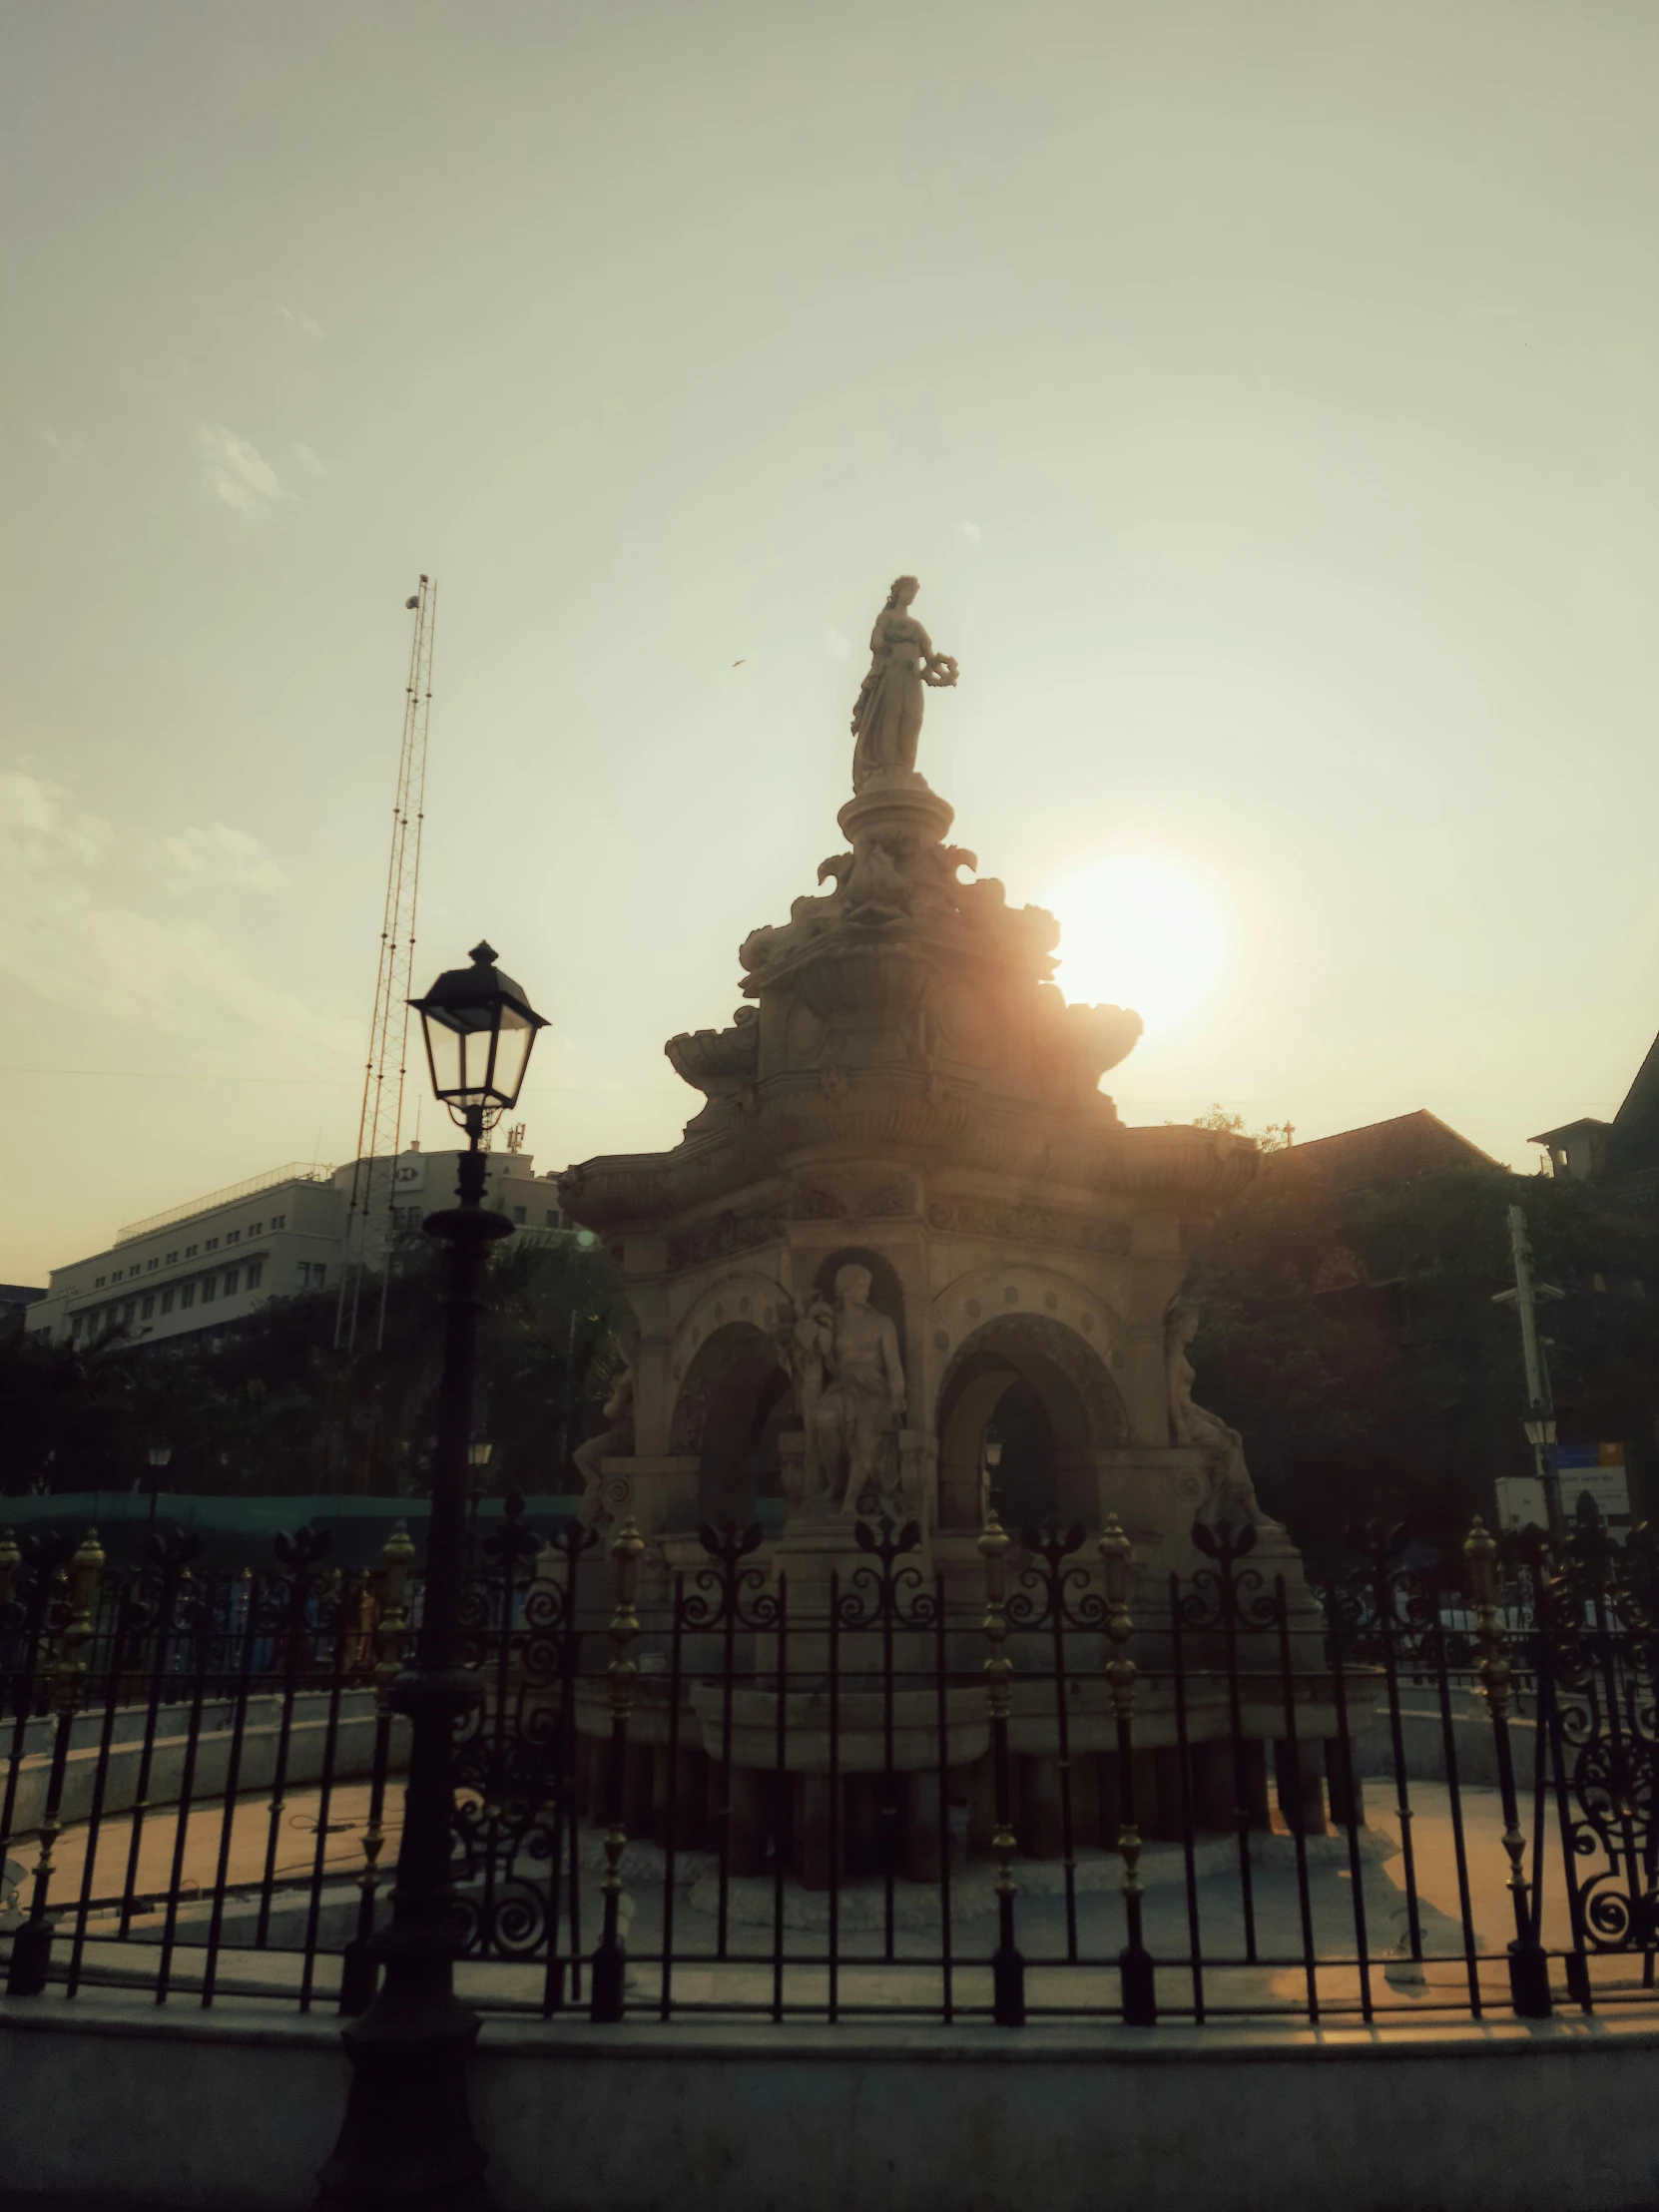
(1165, 1302), (1278, 1536)
(790, 1263), (906, 1514)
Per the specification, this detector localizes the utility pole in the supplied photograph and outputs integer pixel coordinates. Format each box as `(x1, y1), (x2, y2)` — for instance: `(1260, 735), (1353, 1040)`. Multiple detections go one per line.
(1492, 1203), (1563, 1538)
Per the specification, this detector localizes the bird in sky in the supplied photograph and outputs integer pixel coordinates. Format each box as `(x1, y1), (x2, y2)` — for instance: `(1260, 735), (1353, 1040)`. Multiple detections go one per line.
(732, 658), (746, 667)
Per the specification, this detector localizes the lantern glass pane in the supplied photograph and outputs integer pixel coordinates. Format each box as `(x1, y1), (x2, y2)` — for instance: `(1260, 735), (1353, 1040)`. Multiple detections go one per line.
(488, 1006), (537, 1107)
(422, 1010), (469, 1099)
(457, 1012), (497, 1101)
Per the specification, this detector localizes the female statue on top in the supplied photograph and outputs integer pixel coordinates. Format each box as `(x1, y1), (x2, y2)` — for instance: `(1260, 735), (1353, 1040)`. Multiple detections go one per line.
(849, 575), (958, 792)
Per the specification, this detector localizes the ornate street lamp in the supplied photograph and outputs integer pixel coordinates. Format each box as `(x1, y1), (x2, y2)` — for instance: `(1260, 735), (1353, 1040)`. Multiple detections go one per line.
(318, 942), (546, 2212)
(410, 941), (547, 1139)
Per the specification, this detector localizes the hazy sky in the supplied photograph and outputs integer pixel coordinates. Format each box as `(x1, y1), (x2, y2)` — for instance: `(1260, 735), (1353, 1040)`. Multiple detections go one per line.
(6, 2), (1659, 1283)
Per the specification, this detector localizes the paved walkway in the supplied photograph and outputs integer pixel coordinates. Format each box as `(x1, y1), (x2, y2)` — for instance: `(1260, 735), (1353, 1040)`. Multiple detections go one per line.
(7, 1773), (1655, 2025)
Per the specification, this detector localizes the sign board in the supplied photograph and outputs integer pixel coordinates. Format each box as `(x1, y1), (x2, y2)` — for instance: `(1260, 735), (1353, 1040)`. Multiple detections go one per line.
(1494, 1475), (1549, 1534)
(1556, 1442), (1631, 1529)
(392, 1154), (426, 1195)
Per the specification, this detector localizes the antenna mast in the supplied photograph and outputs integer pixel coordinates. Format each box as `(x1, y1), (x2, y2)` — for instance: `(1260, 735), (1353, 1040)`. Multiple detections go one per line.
(335, 577), (436, 1354)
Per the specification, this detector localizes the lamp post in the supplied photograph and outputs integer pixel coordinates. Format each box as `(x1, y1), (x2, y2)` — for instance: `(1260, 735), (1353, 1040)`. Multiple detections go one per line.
(144, 1445), (172, 1545)
(1522, 1411), (1560, 1538)
(317, 942), (547, 2212)
(1494, 1206), (1565, 1540)
(466, 1440), (493, 1561)
(980, 1422), (1004, 1526)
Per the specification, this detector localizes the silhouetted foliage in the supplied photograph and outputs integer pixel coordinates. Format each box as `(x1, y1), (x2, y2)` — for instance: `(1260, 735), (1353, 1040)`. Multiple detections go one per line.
(0, 1234), (632, 1498)
(1184, 1163), (1659, 1543)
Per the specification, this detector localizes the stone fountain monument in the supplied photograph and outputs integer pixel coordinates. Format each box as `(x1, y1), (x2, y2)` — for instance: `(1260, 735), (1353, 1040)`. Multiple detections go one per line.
(559, 575), (1304, 1615)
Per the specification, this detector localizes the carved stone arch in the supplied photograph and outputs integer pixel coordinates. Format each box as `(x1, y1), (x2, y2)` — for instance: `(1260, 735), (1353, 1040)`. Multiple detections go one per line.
(669, 1320), (791, 1524)
(671, 1269), (789, 1374)
(931, 1258), (1127, 1368)
(933, 1312), (1128, 1532)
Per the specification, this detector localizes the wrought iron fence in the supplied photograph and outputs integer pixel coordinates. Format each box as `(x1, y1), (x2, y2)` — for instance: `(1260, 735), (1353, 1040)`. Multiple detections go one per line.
(2, 1498), (1656, 2030)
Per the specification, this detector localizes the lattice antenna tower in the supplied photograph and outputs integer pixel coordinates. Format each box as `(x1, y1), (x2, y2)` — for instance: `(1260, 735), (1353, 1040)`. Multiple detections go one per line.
(334, 577), (437, 1354)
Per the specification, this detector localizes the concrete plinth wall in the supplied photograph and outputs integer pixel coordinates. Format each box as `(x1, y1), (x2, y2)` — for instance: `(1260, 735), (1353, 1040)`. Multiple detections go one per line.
(4, 1994), (1659, 2212)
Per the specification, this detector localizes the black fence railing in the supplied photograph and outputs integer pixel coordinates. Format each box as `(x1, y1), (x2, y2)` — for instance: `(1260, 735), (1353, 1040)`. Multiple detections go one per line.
(1, 1499), (1655, 2030)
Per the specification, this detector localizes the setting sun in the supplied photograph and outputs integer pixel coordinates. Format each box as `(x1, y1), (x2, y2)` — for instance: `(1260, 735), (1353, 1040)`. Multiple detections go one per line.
(1043, 854), (1229, 1039)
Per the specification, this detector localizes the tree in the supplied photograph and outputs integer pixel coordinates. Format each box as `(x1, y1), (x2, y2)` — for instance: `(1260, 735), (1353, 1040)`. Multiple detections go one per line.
(0, 1233), (633, 1499)
(1184, 1162), (1659, 1543)
(1187, 1103), (1294, 1152)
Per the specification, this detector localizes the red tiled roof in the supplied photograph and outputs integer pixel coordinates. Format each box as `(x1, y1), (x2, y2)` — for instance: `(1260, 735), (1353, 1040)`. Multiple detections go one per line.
(1260, 1110), (1497, 1194)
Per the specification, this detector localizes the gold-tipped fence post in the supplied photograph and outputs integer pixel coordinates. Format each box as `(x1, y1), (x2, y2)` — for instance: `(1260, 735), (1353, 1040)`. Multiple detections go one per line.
(979, 1509), (1025, 2025)
(1101, 1514), (1156, 2025)
(338, 1519), (416, 2017)
(1466, 1514), (1551, 2017)
(8, 1526), (104, 1995)
(590, 1511), (644, 2022)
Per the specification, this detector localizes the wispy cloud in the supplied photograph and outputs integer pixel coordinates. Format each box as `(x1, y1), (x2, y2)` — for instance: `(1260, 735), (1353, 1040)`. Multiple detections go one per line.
(275, 303), (326, 342)
(290, 442), (328, 480)
(31, 422), (88, 461)
(0, 772), (347, 1070)
(196, 425), (295, 523)
(958, 520), (983, 549)
(150, 823), (290, 892)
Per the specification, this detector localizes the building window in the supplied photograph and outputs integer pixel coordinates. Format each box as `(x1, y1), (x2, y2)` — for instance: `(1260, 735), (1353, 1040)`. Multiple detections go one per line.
(544, 1209), (563, 1229)
(123, 1301), (136, 1326)
(166, 1250), (178, 1265)
(224, 1268), (239, 1296)
(271, 1214), (285, 1230)
(202, 1277), (217, 1304)
(246, 1261), (263, 1291)
(250, 1221), (263, 1236)
(227, 1230), (241, 1246)
(141, 1294), (155, 1320)
(206, 1237), (219, 1252)
(70, 1314), (84, 1340)
(185, 1244), (198, 1258)
(313, 1262), (325, 1289)
(513, 1206), (527, 1224)
(95, 1275), (105, 1288)
(161, 1289), (175, 1314)
(181, 1283), (196, 1310)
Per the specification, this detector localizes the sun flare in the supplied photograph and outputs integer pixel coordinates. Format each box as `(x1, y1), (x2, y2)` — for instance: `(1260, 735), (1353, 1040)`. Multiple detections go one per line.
(1042, 854), (1229, 1039)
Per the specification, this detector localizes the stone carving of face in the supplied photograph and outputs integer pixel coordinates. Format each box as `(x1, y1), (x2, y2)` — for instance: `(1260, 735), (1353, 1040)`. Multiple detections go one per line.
(834, 1264), (872, 1309)
(888, 575), (919, 610)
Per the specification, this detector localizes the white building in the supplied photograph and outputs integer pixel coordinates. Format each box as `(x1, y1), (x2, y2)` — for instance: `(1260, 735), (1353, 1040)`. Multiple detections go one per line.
(25, 1146), (577, 1351)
